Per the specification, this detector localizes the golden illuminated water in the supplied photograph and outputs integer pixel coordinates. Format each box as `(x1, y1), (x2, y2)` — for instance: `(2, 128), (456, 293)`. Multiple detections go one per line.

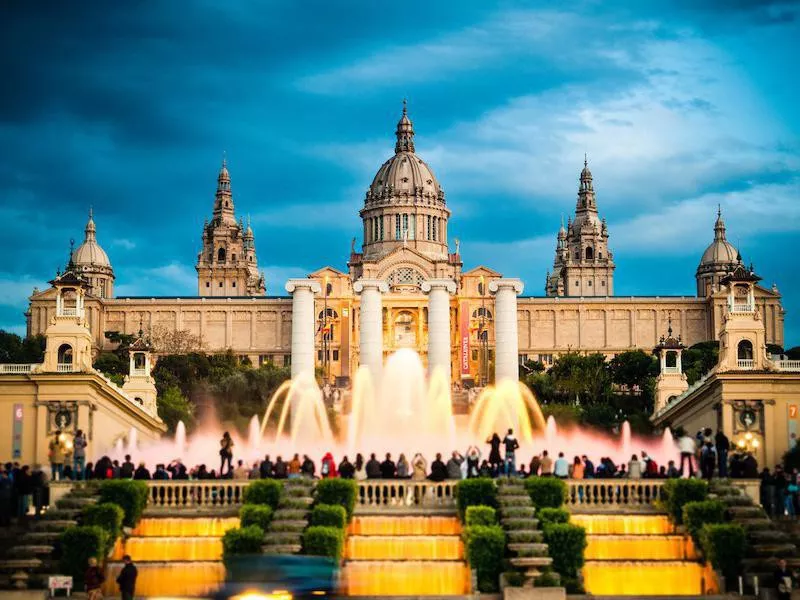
(575, 514), (717, 596)
(103, 518), (234, 597)
(343, 516), (469, 596)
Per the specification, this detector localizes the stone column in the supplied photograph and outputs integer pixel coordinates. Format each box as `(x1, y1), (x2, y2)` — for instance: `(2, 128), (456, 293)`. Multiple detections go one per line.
(353, 279), (388, 382)
(285, 279), (321, 381)
(489, 279), (524, 383)
(422, 279), (457, 382)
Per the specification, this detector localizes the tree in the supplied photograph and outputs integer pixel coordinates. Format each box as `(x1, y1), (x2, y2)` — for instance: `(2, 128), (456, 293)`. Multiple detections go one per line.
(609, 350), (658, 390)
(683, 342), (719, 384)
(0, 331), (45, 364)
(157, 385), (194, 433)
(548, 352), (612, 405)
(93, 351), (126, 377)
(148, 325), (204, 354)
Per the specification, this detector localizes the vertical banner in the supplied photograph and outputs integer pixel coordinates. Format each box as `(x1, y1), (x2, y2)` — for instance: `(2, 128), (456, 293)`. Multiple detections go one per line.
(12, 403), (23, 459)
(789, 404), (798, 448)
(459, 301), (470, 378)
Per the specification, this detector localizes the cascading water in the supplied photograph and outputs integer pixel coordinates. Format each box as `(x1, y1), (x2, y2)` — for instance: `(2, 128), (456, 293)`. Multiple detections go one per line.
(342, 516), (470, 596)
(103, 517), (238, 597)
(571, 514), (718, 596)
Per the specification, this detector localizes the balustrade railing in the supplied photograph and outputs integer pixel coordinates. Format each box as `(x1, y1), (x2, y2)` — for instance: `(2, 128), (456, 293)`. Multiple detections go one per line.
(663, 366), (680, 374)
(145, 480), (249, 509)
(131, 368), (148, 377)
(776, 360), (800, 372)
(0, 364), (38, 374)
(737, 359), (755, 369)
(730, 304), (754, 313)
(58, 307), (79, 317)
(356, 480), (457, 511)
(56, 363), (75, 373)
(565, 479), (665, 509)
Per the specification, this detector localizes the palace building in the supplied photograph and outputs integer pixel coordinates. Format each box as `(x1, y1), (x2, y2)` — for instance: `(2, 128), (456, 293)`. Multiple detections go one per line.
(25, 105), (785, 386)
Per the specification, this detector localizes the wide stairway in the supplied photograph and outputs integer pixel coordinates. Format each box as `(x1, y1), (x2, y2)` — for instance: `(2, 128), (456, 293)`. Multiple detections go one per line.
(573, 514), (717, 596)
(103, 516), (238, 597)
(341, 515), (471, 596)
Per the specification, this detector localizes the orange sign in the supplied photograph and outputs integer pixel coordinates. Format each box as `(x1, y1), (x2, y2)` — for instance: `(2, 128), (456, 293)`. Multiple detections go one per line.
(790, 404), (798, 419)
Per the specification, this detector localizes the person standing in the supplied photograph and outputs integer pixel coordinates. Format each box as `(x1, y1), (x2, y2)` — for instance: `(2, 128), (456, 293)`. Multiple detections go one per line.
(379, 453), (396, 479)
(411, 453), (428, 481)
(73, 430), (87, 481)
(446, 451), (464, 480)
(116, 554), (138, 600)
(232, 460), (249, 480)
(678, 432), (696, 477)
(502, 429), (520, 476)
(540, 450), (553, 476)
(553, 453), (569, 479)
(487, 433), (502, 476)
(700, 442), (716, 481)
(338, 456), (355, 479)
(120, 455), (135, 479)
(397, 454), (410, 479)
(85, 556), (105, 600)
(628, 454), (643, 480)
(571, 456), (585, 479)
(219, 432), (234, 477)
(49, 433), (65, 481)
(775, 558), (795, 600)
(259, 455), (273, 479)
(714, 430), (730, 478)
(465, 446), (481, 478)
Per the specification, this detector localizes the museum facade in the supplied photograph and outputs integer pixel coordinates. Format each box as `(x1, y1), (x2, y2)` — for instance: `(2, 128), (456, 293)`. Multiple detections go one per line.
(26, 105), (785, 385)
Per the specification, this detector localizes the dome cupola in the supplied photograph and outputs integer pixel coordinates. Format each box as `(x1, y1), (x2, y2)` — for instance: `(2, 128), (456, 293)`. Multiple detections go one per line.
(696, 206), (740, 296)
(71, 208), (115, 298)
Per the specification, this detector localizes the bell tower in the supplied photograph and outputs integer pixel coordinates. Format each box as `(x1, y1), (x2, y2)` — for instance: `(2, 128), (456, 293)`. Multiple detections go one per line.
(121, 322), (158, 415)
(653, 316), (689, 412)
(42, 249), (95, 373)
(717, 257), (768, 372)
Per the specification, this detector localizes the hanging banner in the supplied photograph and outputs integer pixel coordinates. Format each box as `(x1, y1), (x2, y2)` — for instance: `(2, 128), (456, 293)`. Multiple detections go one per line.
(13, 404), (23, 459)
(459, 301), (470, 378)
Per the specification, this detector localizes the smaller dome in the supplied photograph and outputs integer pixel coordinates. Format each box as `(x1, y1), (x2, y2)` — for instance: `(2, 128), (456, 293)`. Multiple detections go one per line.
(699, 207), (738, 267)
(72, 209), (111, 268)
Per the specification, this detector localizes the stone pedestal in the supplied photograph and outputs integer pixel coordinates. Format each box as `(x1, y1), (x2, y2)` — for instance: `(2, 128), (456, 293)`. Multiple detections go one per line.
(422, 279), (456, 382)
(489, 279), (524, 383)
(285, 279), (321, 381)
(353, 279), (388, 382)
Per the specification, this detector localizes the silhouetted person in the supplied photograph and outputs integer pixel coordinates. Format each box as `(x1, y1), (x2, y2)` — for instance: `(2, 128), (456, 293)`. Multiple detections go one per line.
(116, 554), (137, 600)
(366, 453), (381, 479)
(429, 453), (447, 482)
(380, 453), (396, 479)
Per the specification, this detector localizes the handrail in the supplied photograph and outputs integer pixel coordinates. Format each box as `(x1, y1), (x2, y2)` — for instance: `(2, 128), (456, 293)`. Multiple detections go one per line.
(0, 364), (40, 374)
(355, 480), (457, 511)
(145, 480), (250, 509)
(737, 359), (755, 369)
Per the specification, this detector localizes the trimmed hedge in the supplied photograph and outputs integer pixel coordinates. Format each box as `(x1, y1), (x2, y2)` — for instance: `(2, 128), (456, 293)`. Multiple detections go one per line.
(222, 525), (265, 561)
(243, 479), (283, 510)
(303, 526), (344, 560)
(525, 478), (567, 509)
(59, 526), (107, 586)
(543, 523), (587, 579)
(663, 478), (708, 524)
(683, 500), (726, 540)
(537, 507), (570, 528)
(456, 478), (497, 519)
(315, 479), (358, 519)
(98, 480), (149, 527)
(239, 504), (273, 531)
(311, 504), (347, 529)
(466, 505), (497, 527)
(464, 524), (505, 593)
(700, 523), (746, 579)
(81, 502), (124, 547)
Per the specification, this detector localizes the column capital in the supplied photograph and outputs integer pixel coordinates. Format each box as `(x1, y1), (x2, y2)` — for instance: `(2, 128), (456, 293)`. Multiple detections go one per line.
(421, 279), (456, 294)
(488, 278), (524, 295)
(353, 279), (389, 294)
(285, 279), (321, 294)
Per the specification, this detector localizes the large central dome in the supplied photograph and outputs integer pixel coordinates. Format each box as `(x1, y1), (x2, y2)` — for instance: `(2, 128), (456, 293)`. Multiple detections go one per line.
(359, 103), (451, 261)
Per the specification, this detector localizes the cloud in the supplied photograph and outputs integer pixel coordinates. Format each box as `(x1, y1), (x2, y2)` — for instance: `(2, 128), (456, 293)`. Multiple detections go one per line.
(111, 238), (136, 250)
(0, 275), (47, 308)
(115, 263), (197, 297)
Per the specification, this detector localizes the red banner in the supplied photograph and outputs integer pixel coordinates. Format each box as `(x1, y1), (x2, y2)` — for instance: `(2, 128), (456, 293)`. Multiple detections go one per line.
(459, 301), (470, 378)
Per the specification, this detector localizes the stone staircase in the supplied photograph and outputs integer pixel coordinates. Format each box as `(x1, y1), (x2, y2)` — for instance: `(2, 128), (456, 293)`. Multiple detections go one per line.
(262, 478), (314, 555)
(497, 478), (553, 584)
(709, 479), (797, 589)
(0, 482), (98, 590)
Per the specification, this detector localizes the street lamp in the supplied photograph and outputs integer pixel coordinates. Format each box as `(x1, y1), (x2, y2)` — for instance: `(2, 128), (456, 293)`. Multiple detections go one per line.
(736, 432), (760, 454)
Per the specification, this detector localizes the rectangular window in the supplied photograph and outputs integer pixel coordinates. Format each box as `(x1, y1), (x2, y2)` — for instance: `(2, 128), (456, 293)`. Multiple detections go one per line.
(409, 215), (415, 240)
(206, 281), (210, 288)
(219, 281), (223, 287)
(232, 281), (236, 288)
(426, 215), (431, 240)
(317, 350), (323, 361)
(283, 355), (291, 367)
(332, 350), (339, 361)
(433, 217), (437, 241)
(395, 214), (401, 239)
(587, 280), (592, 287)
(539, 353), (553, 365)
(519, 354), (528, 365)
(379, 217), (384, 240)
(575, 281), (579, 287)
(601, 280), (606, 287)
(402, 214), (408, 238)
(471, 349), (478, 361)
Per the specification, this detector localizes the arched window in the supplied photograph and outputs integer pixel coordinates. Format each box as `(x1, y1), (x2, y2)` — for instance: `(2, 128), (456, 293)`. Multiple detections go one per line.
(585, 247), (594, 260)
(472, 307), (493, 320)
(57, 344), (73, 365)
(393, 311), (416, 348)
(598, 252), (603, 259)
(217, 248), (226, 262)
(318, 308), (339, 341)
(134, 397), (144, 405)
(737, 340), (754, 360)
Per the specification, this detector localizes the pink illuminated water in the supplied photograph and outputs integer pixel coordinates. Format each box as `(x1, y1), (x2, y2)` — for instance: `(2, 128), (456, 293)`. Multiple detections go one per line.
(100, 350), (678, 469)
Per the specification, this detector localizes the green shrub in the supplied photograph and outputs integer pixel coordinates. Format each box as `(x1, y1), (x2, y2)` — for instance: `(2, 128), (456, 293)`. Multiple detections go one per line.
(504, 571), (526, 587)
(98, 480), (148, 527)
(243, 480), (283, 510)
(700, 523), (746, 579)
(537, 507), (570, 528)
(683, 500), (726, 540)
(303, 526), (344, 560)
(59, 526), (107, 586)
(310, 504), (347, 529)
(239, 504), (273, 530)
(663, 479), (708, 524)
(222, 525), (265, 561)
(315, 479), (358, 519)
(81, 502), (124, 548)
(534, 571), (561, 587)
(543, 523), (587, 579)
(456, 478), (497, 519)
(525, 478), (567, 509)
(466, 505), (497, 527)
(464, 525), (505, 593)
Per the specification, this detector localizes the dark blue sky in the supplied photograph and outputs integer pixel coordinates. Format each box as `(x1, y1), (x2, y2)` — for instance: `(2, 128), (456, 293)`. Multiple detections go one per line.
(2, 1), (799, 343)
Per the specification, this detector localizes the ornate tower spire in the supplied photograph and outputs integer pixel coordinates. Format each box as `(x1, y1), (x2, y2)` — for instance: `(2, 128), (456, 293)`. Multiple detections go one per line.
(395, 99), (415, 154)
(84, 207), (96, 243)
(576, 155), (596, 213)
(714, 205), (727, 241)
(213, 154), (235, 224)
